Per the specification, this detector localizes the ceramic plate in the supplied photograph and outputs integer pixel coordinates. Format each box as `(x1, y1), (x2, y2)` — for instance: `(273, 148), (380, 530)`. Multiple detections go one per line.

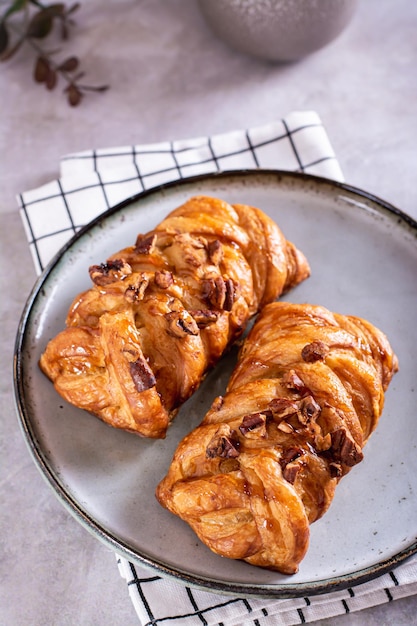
(14, 170), (417, 598)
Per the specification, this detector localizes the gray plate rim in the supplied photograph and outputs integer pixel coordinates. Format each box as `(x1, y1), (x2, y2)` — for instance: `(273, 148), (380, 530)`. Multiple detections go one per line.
(13, 169), (417, 599)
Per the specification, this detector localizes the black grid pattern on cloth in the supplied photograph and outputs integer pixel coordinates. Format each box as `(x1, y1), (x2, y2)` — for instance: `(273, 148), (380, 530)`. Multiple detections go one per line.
(18, 117), (341, 275)
(60, 120), (326, 172)
(125, 563), (254, 626)
(118, 555), (417, 626)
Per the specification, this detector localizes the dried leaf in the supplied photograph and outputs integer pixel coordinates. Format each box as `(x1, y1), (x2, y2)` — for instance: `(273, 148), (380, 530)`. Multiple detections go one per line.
(44, 4), (66, 17)
(0, 22), (9, 55)
(34, 56), (50, 82)
(1, 1), (109, 107)
(58, 55), (78, 72)
(46, 67), (57, 90)
(67, 83), (82, 106)
(27, 10), (53, 39)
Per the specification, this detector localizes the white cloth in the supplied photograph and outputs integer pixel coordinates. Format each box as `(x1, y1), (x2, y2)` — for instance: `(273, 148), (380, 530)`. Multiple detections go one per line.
(18, 110), (417, 625)
(19, 110), (341, 274)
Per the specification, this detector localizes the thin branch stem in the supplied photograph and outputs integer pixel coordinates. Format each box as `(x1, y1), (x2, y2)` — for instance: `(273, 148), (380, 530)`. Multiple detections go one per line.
(0, 1), (108, 105)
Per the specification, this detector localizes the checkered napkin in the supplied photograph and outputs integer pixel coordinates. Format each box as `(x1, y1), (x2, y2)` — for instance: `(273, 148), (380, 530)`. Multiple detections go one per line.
(18, 110), (417, 625)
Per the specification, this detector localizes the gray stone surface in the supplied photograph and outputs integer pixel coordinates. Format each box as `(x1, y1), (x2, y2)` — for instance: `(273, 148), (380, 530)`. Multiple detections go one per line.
(1, 0), (416, 624)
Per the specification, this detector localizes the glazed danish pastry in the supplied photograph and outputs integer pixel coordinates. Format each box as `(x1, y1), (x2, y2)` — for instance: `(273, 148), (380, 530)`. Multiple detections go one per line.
(156, 302), (398, 573)
(39, 196), (310, 438)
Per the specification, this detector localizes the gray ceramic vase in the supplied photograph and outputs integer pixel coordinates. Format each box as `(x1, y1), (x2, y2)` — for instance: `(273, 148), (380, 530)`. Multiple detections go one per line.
(199, 0), (358, 62)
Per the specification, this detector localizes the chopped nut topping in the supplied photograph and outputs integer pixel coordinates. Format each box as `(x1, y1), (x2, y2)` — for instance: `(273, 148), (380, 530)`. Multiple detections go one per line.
(298, 395), (321, 424)
(202, 276), (226, 309)
(239, 412), (267, 438)
(314, 432), (332, 452)
(189, 309), (219, 328)
(154, 270), (174, 289)
(280, 447), (304, 466)
(207, 239), (223, 265)
(223, 278), (235, 311)
(277, 421), (294, 433)
(201, 276), (236, 311)
(268, 395), (321, 433)
(281, 370), (308, 395)
(135, 233), (157, 255)
(268, 397), (299, 419)
(89, 259), (132, 286)
(329, 462), (343, 478)
(124, 274), (150, 302)
(175, 233), (206, 249)
(129, 357), (156, 392)
(283, 462), (302, 484)
(165, 311), (199, 338)
(280, 447), (305, 483)
(330, 428), (364, 467)
(173, 233), (207, 267)
(301, 341), (329, 363)
(206, 427), (240, 459)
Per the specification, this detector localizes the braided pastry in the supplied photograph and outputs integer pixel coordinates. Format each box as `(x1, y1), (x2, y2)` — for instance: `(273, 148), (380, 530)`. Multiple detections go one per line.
(156, 302), (398, 573)
(39, 196), (310, 438)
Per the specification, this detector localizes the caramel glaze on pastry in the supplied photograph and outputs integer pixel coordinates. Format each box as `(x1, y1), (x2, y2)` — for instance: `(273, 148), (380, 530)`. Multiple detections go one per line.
(39, 196), (310, 438)
(156, 302), (398, 573)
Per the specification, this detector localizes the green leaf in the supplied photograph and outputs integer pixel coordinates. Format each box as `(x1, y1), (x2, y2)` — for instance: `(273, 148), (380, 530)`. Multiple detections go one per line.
(3, 0), (28, 21)
(27, 10), (53, 39)
(0, 34), (24, 61)
(0, 21), (9, 55)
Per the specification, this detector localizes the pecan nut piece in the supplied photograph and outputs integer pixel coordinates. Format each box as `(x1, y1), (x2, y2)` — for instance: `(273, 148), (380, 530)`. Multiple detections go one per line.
(280, 447), (305, 467)
(207, 239), (224, 265)
(329, 462), (343, 478)
(135, 233), (157, 255)
(189, 309), (219, 328)
(165, 311), (199, 338)
(239, 412), (267, 438)
(268, 397), (299, 419)
(89, 259), (132, 286)
(281, 370), (308, 395)
(298, 395), (321, 425)
(129, 357), (157, 392)
(280, 447), (305, 484)
(206, 426), (240, 459)
(282, 462), (303, 484)
(202, 276), (226, 309)
(223, 278), (235, 312)
(301, 341), (329, 363)
(154, 270), (174, 289)
(314, 432), (332, 452)
(330, 428), (364, 467)
(174, 233), (207, 267)
(277, 421), (294, 433)
(124, 273), (150, 302)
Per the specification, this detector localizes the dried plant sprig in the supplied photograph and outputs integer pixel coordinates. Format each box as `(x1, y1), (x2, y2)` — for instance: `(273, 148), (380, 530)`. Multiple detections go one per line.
(0, 1), (108, 106)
